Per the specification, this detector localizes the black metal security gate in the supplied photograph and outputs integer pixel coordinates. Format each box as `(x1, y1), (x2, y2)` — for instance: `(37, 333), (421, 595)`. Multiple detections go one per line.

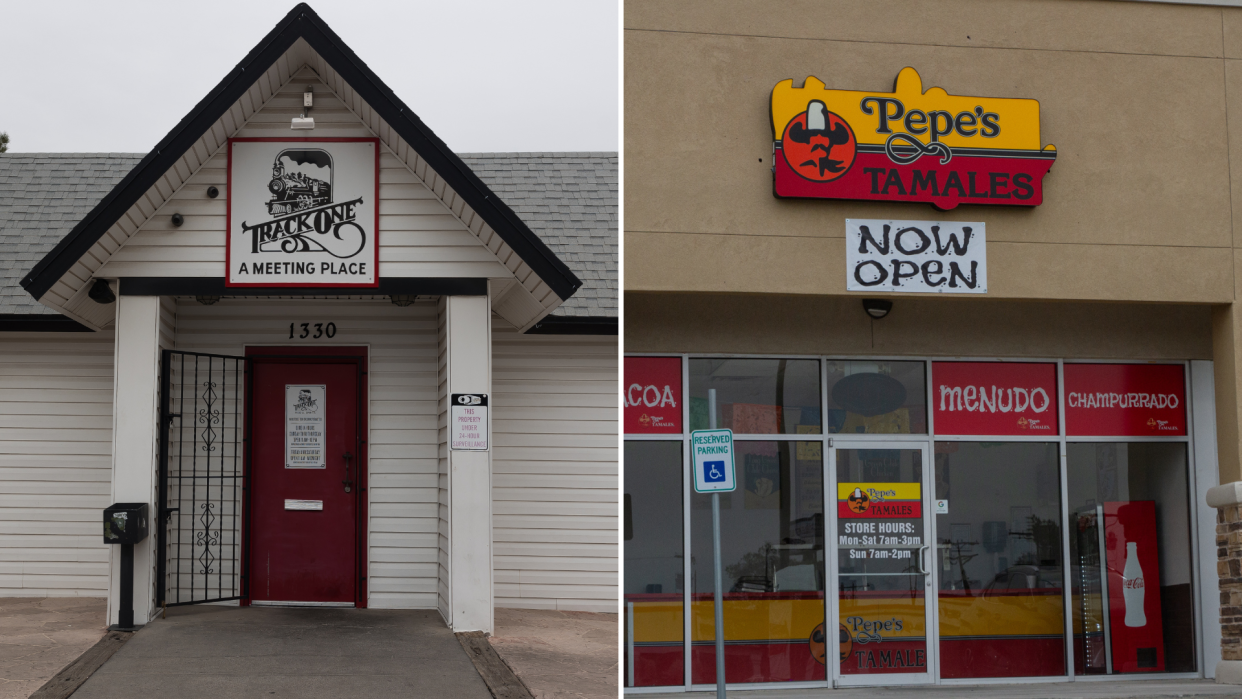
(157, 350), (249, 607)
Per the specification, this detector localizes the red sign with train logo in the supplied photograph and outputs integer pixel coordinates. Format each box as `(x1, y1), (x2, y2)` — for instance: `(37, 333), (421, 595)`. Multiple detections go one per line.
(771, 68), (1056, 210)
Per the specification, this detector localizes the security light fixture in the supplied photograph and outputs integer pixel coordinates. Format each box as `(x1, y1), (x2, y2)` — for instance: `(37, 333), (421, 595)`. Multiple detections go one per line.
(171, 213), (184, 227)
(862, 299), (892, 320)
(206, 186), (219, 199)
(390, 294), (416, 307)
(196, 296), (221, 306)
(88, 279), (115, 305)
(292, 85), (315, 129)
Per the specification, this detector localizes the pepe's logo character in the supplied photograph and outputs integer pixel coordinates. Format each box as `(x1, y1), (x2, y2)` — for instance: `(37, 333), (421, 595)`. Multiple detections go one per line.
(782, 100), (856, 182)
(639, 413), (652, 427)
(809, 623), (827, 665)
(847, 487), (870, 514)
(1018, 416), (1029, 429)
(1147, 418), (1157, 428)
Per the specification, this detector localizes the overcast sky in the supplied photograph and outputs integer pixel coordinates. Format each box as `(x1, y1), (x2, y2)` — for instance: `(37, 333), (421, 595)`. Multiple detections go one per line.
(0, 0), (618, 154)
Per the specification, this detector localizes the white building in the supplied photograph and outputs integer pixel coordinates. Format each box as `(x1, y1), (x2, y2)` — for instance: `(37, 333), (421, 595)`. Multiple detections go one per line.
(0, 4), (617, 633)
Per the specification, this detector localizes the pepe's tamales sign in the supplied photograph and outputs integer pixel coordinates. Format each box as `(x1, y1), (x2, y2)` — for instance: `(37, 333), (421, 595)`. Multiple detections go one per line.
(772, 68), (1056, 210)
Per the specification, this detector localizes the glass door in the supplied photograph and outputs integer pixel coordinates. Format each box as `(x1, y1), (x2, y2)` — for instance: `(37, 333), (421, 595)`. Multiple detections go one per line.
(829, 442), (935, 686)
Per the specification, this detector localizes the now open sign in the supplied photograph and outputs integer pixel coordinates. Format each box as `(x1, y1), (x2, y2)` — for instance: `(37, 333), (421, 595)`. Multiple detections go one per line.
(846, 219), (986, 294)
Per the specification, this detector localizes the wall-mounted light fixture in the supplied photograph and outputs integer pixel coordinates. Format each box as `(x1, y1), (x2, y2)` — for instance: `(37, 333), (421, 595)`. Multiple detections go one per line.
(292, 85), (315, 130)
(206, 186), (219, 199)
(195, 296), (221, 306)
(171, 213), (184, 227)
(390, 294), (416, 307)
(88, 279), (115, 305)
(862, 298), (892, 320)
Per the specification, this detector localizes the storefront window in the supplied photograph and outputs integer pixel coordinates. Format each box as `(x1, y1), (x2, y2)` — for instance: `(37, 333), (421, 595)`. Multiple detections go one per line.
(1067, 443), (1195, 674)
(624, 441), (684, 687)
(689, 359), (821, 434)
(827, 360), (926, 434)
(933, 442), (1066, 678)
(689, 441), (825, 684)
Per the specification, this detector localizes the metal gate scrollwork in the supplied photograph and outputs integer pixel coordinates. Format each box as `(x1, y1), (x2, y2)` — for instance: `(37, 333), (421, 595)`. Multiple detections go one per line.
(157, 350), (249, 607)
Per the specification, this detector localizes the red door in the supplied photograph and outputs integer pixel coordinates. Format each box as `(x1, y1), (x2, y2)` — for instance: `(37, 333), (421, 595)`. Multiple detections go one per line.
(249, 353), (362, 604)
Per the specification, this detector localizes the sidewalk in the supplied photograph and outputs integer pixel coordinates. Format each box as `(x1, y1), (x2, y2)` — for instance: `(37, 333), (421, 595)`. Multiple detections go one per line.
(0, 598), (106, 699)
(635, 679), (1242, 699)
(489, 608), (618, 699)
(70, 605), (493, 699)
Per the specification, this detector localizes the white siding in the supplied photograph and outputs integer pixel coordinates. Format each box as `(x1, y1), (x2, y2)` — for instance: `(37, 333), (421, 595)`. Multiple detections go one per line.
(97, 73), (510, 282)
(173, 298), (440, 609)
(0, 331), (115, 596)
(491, 323), (617, 612)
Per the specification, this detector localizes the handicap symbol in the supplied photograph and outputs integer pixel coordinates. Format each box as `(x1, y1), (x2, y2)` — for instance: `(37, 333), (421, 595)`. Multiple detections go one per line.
(703, 460), (726, 483)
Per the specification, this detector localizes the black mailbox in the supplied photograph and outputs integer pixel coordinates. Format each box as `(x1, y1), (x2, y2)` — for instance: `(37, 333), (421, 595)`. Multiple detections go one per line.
(103, 503), (149, 545)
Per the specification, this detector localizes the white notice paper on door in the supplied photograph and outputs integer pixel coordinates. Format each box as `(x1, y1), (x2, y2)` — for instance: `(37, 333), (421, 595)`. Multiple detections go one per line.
(286, 384), (326, 468)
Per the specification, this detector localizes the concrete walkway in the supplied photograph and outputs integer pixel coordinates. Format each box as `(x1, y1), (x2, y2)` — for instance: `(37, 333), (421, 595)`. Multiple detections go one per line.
(71, 605), (493, 699)
(638, 679), (1242, 698)
(0, 598), (107, 699)
(489, 608), (617, 699)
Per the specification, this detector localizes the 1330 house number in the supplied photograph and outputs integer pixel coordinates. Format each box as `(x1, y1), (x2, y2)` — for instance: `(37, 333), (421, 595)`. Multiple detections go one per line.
(288, 322), (338, 339)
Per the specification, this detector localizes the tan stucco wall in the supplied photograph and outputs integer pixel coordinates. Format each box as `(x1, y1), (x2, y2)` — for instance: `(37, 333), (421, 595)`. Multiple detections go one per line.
(624, 0), (1242, 483)
(625, 0), (1242, 303)
(625, 292), (1213, 360)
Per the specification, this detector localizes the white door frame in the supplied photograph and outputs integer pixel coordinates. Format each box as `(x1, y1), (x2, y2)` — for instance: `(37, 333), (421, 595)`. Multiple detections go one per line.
(828, 440), (937, 687)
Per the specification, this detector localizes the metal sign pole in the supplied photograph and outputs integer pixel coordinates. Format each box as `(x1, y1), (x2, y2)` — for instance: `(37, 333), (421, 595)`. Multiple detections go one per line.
(712, 492), (726, 699)
(707, 389), (726, 699)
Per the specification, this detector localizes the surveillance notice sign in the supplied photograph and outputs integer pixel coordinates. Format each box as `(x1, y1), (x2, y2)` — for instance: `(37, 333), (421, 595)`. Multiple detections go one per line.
(451, 394), (489, 451)
(227, 138), (379, 288)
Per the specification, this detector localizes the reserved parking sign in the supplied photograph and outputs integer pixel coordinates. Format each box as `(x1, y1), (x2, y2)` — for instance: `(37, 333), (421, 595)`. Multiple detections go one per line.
(691, 429), (736, 493)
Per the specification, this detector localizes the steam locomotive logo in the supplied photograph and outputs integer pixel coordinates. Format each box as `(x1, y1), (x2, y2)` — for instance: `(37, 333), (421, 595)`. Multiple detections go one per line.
(293, 389), (319, 414)
(240, 148), (367, 260)
(267, 149), (333, 216)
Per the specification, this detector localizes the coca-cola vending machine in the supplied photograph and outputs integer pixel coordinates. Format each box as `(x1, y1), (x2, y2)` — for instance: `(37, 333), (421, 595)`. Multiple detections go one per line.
(1104, 501), (1164, 673)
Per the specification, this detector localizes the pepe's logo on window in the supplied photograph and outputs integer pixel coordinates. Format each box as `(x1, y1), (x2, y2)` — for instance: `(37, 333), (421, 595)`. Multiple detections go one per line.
(846, 487), (870, 514)
(241, 149), (367, 259)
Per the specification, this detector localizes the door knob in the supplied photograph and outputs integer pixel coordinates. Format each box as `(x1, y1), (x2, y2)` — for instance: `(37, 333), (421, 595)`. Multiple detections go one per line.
(342, 451), (353, 493)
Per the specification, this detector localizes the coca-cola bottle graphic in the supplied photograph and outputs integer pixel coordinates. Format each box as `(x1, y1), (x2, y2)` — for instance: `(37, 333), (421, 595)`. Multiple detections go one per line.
(1122, 541), (1147, 628)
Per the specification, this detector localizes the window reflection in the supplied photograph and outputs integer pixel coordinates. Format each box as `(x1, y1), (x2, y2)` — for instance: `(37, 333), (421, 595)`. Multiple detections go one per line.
(827, 361), (927, 434)
(624, 442), (684, 687)
(1067, 443), (1195, 674)
(934, 442), (1066, 678)
(689, 359), (821, 434)
(690, 441), (825, 684)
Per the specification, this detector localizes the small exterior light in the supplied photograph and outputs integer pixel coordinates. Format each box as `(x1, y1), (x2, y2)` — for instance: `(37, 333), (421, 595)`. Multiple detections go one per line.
(206, 186), (219, 199)
(390, 294), (416, 307)
(196, 296), (221, 306)
(862, 299), (892, 319)
(292, 86), (314, 129)
(88, 279), (115, 305)
(171, 213), (184, 227)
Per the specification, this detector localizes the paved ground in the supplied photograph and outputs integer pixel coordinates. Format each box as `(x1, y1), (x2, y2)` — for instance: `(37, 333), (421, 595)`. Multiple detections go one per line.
(489, 608), (617, 699)
(0, 598), (107, 699)
(639, 679), (1242, 698)
(71, 605), (494, 699)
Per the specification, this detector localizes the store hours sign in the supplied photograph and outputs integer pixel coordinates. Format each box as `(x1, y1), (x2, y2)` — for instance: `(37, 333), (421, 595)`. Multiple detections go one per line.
(847, 219), (986, 294)
(227, 138), (379, 287)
